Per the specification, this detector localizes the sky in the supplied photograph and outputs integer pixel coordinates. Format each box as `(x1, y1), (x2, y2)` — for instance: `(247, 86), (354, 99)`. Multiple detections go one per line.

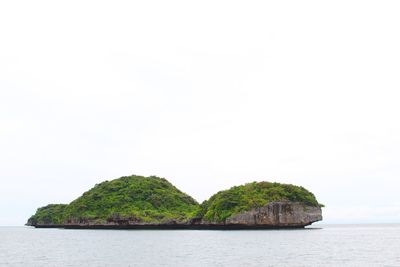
(1, 0), (399, 225)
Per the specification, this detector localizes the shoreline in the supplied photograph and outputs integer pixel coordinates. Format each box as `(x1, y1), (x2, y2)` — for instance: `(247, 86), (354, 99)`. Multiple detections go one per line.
(30, 223), (311, 230)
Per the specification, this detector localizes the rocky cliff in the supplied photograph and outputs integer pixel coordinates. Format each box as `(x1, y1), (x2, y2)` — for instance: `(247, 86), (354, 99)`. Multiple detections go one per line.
(225, 202), (322, 227)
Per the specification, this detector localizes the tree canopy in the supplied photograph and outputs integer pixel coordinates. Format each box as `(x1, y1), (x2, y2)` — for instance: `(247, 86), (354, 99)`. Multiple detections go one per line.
(28, 175), (199, 225)
(28, 176), (323, 226)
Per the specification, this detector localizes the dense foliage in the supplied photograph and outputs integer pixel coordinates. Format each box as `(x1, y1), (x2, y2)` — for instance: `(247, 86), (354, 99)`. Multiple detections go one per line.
(198, 181), (322, 223)
(28, 175), (199, 225)
(27, 204), (68, 225)
(64, 175), (199, 223)
(27, 176), (323, 226)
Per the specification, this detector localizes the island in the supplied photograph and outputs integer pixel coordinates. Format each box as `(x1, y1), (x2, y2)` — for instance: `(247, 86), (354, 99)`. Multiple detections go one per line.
(27, 175), (323, 229)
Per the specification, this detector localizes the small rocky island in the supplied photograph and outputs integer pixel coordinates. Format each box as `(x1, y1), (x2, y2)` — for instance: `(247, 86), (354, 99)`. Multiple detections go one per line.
(27, 175), (323, 229)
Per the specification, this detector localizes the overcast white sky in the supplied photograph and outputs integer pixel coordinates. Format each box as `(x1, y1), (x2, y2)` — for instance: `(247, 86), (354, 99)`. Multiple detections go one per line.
(1, 0), (400, 225)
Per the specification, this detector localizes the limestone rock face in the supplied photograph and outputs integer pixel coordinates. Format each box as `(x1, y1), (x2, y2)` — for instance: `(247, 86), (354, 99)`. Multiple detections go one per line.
(221, 202), (322, 227)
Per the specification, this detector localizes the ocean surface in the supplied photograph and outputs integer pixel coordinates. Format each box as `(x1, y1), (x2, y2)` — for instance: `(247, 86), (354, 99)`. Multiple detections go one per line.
(1, 224), (400, 266)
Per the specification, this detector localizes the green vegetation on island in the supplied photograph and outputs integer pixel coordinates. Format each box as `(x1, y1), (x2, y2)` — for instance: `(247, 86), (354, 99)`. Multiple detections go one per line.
(28, 175), (199, 225)
(27, 204), (68, 226)
(27, 175), (323, 226)
(198, 181), (323, 222)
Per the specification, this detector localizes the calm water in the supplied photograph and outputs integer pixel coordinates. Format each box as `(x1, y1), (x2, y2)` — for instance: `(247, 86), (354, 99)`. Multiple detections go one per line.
(1, 224), (400, 266)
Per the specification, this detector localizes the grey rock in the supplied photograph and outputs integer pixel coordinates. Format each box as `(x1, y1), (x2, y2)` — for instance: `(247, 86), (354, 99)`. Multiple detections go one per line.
(227, 201), (322, 226)
(205, 202), (322, 227)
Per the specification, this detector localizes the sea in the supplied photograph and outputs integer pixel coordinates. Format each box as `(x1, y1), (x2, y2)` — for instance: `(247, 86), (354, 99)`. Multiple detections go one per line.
(1, 224), (399, 266)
